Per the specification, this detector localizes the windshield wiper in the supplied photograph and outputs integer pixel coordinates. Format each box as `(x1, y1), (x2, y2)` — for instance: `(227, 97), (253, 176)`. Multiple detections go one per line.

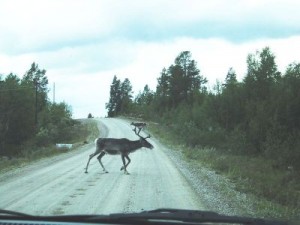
(100, 208), (290, 225)
(0, 209), (32, 217)
(0, 208), (292, 225)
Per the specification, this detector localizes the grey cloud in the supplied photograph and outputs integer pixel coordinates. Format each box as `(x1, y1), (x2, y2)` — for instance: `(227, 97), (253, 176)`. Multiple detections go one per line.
(1, 0), (300, 56)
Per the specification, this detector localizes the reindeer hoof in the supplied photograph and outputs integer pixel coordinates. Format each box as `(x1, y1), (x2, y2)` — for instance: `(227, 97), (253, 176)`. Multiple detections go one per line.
(105, 171), (109, 173)
(120, 166), (124, 171)
(124, 171), (130, 175)
(85, 171), (88, 174)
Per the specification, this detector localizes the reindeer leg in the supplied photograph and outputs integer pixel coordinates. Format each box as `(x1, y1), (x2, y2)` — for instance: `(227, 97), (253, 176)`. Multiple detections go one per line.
(121, 155), (126, 171)
(125, 155), (131, 173)
(120, 155), (129, 170)
(121, 155), (131, 175)
(121, 155), (129, 175)
(133, 127), (137, 133)
(85, 153), (97, 173)
(97, 151), (108, 173)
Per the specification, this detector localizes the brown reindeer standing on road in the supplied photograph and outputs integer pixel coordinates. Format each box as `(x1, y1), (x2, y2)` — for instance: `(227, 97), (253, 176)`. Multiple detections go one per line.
(84, 126), (153, 175)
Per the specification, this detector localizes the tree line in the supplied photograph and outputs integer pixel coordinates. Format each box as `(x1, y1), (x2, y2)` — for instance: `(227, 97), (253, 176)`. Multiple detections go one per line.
(106, 48), (300, 171)
(0, 63), (76, 156)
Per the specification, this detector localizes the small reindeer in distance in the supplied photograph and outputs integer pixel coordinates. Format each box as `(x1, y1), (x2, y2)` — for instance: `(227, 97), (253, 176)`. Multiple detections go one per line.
(130, 122), (147, 135)
(84, 127), (153, 175)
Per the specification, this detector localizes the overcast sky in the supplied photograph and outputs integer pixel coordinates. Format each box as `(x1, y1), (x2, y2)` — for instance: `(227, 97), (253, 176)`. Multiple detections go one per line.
(1, 0), (300, 118)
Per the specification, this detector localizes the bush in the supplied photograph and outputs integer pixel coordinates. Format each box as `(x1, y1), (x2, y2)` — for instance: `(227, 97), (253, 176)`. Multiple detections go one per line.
(36, 127), (52, 146)
(263, 128), (300, 170)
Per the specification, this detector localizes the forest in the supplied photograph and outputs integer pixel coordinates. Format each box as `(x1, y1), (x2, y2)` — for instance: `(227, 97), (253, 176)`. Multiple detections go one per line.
(0, 63), (80, 156)
(106, 47), (300, 172)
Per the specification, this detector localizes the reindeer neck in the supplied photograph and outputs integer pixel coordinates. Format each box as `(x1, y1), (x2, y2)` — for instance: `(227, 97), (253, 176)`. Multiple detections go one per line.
(128, 139), (143, 153)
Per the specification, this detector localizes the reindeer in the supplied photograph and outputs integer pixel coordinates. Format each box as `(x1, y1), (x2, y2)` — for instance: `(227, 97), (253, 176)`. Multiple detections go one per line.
(84, 128), (153, 175)
(130, 121), (147, 135)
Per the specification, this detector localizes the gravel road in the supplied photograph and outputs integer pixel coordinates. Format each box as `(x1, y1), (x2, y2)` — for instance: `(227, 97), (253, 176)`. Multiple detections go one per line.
(0, 118), (205, 215)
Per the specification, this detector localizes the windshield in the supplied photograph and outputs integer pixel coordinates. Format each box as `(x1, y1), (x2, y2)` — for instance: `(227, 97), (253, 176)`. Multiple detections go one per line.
(0, 0), (299, 223)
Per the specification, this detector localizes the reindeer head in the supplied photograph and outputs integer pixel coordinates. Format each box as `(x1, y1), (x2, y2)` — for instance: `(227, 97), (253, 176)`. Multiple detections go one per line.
(139, 135), (154, 149)
(133, 127), (153, 149)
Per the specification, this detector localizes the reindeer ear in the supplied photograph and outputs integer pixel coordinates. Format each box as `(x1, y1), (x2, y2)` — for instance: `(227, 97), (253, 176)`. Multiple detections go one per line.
(143, 134), (151, 139)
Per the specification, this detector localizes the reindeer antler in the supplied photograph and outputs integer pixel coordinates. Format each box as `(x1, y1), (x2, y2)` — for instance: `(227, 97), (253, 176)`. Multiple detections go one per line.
(133, 126), (151, 139)
(144, 134), (151, 139)
(130, 121), (147, 135)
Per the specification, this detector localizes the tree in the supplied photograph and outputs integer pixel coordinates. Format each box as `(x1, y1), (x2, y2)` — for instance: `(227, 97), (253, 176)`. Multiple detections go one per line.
(279, 62), (300, 130)
(119, 78), (133, 114)
(155, 68), (170, 110)
(105, 76), (133, 117)
(244, 47), (280, 100)
(0, 73), (37, 154)
(37, 102), (74, 145)
(174, 51), (206, 94)
(0, 62), (82, 156)
(219, 68), (244, 130)
(224, 67), (238, 88)
(168, 51), (207, 106)
(22, 62), (49, 113)
(135, 84), (154, 105)
(106, 75), (121, 117)
(241, 47), (282, 153)
(133, 85), (155, 118)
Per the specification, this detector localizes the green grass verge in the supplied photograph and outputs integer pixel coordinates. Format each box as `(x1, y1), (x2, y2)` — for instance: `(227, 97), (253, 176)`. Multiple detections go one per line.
(0, 119), (99, 173)
(147, 122), (300, 221)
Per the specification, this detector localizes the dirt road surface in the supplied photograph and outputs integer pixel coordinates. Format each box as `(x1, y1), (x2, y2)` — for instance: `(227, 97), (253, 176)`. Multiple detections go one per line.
(0, 118), (204, 215)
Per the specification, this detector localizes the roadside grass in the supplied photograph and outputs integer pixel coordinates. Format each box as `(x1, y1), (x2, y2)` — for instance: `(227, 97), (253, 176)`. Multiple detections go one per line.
(148, 122), (300, 220)
(0, 119), (99, 173)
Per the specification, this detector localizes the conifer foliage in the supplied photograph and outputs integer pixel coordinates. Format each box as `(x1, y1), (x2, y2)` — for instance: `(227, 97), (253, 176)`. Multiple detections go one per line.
(106, 49), (300, 171)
